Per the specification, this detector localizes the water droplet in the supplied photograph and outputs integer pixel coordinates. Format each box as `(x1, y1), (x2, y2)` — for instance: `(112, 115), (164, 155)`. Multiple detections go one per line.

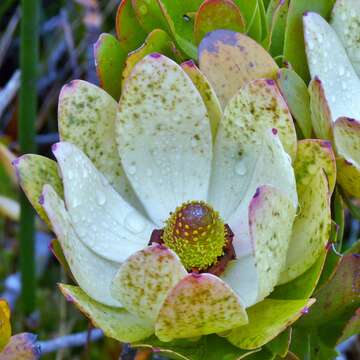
(68, 170), (74, 180)
(71, 197), (80, 208)
(124, 212), (146, 234)
(96, 190), (106, 206)
(235, 160), (247, 176)
(128, 165), (137, 175)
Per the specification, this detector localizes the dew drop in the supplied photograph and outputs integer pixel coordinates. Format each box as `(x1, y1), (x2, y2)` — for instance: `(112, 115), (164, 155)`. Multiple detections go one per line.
(124, 212), (146, 234)
(234, 160), (247, 176)
(95, 190), (106, 206)
(128, 165), (137, 175)
(339, 66), (345, 76)
(71, 197), (81, 208)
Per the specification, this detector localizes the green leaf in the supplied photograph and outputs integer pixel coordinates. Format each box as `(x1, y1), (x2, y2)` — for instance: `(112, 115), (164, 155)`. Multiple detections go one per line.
(244, 348), (275, 360)
(266, 328), (291, 357)
(94, 33), (127, 100)
(194, 0), (245, 45)
(283, 0), (335, 82)
(332, 188), (345, 251)
(258, 0), (268, 40)
(337, 309), (360, 344)
(290, 328), (339, 360)
(234, 0), (262, 42)
(228, 298), (315, 350)
(159, 0), (204, 58)
(132, 0), (171, 34)
(267, 0), (289, 57)
(340, 189), (360, 220)
(134, 335), (260, 360)
(276, 68), (312, 138)
(316, 246), (342, 291)
(116, 0), (147, 52)
(271, 250), (326, 300)
(297, 254), (360, 347)
(122, 29), (178, 86)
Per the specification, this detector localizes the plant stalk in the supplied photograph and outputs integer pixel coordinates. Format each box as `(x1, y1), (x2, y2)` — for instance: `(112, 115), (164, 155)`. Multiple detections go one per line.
(19, 0), (39, 314)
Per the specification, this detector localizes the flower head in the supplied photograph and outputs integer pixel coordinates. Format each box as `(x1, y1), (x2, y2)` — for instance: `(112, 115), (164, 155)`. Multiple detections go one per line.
(16, 29), (334, 350)
(162, 201), (226, 271)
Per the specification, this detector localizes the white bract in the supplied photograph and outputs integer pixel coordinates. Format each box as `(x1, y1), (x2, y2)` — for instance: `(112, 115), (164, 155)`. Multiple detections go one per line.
(303, 5), (360, 198)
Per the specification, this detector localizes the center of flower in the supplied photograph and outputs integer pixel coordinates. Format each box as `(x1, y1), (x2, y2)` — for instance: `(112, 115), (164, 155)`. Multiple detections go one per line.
(162, 201), (228, 271)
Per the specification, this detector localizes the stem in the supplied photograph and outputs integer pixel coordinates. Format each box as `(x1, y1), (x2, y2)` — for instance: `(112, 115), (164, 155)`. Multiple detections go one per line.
(38, 329), (104, 354)
(332, 188), (345, 252)
(19, 0), (39, 314)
